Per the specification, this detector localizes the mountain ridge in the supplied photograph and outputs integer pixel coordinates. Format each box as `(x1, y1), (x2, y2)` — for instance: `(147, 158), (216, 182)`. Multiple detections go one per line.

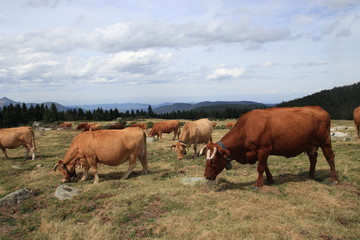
(0, 97), (267, 113)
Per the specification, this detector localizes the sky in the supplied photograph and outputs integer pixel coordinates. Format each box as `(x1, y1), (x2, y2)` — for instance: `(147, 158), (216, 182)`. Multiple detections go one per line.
(0, 0), (359, 105)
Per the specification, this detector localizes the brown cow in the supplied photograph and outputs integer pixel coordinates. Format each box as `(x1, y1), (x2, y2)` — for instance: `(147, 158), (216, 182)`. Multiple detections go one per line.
(58, 122), (72, 128)
(108, 123), (125, 129)
(89, 123), (101, 131)
(149, 120), (180, 140)
(201, 106), (339, 188)
(76, 122), (88, 130)
(82, 123), (101, 131)
(354, 106), (360, 138)
(0, 127), (37, 160)
(53, 127), (148, 184)
(171, 118), (214, 160)
(225, 122), (235, 128)
(129, 123), (148, 129)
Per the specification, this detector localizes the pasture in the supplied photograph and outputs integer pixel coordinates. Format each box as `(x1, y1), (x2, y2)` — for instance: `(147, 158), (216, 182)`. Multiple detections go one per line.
(0, 119), (359, 240)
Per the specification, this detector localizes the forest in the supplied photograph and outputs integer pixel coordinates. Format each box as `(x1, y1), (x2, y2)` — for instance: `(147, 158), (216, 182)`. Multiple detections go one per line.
(0, 102), (252, 128)
(277, 82), (360, 119)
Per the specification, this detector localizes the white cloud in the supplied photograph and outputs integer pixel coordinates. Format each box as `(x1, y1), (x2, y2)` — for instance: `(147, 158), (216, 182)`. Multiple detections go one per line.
(0, 21), (292, 54)
(207, 67), (245, 80)
(261, 62), (274, 68)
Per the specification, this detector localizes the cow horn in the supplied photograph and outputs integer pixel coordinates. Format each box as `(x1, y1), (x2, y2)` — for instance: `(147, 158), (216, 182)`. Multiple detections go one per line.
(206, 147), (217, 160)
(170, 145), (176, 151)
(199, 145), (207, 156)
(53, 163), (59, 171)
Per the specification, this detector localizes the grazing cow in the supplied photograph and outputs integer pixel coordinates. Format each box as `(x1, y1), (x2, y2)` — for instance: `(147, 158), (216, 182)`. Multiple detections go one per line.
(225, 122), (235, 128)
(171, 118), (214, 160)
(108, 123), (125, 129)
(76, 122), (88, 130)
(129, 123), (148, 129)
(0, 127), (37, 160)
(354, 106), (360, 138)
(89, 123), (101, 131)
(82, 123), (100, 132)
(53, 127), (148, 184)
(58, 122), (72, 128)
(149, 120), (181, 140)
(201, 106), (339, 188)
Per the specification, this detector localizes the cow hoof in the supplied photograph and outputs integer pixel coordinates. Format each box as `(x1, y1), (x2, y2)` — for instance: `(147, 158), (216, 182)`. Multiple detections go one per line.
(254, 187), (261, 191)
(330, 180), (339, 186)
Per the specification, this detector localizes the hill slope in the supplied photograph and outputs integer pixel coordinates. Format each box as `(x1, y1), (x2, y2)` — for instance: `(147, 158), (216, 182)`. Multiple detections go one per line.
(277, 82), (360, 119)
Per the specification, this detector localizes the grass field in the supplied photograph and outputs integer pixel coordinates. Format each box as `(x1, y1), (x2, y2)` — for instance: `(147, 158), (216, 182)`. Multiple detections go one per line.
(0, 119), (359, 240)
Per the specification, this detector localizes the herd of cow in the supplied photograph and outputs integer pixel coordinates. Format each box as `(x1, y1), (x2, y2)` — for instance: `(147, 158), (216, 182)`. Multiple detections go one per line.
(1, 106), (360, 188)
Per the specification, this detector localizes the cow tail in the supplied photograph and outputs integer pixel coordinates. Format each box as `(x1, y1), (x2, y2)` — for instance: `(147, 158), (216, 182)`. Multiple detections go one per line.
(31, 128), (37, 151)
(140, 130), (148, 170)
(142, 130), (147, 161)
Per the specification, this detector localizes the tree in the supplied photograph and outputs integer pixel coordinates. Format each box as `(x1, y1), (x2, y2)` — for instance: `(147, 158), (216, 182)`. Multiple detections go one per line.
(148, 105), (155, 118)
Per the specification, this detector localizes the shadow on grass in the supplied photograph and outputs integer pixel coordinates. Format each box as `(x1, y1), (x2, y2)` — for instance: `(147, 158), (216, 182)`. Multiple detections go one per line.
(215, 169), (335, 191)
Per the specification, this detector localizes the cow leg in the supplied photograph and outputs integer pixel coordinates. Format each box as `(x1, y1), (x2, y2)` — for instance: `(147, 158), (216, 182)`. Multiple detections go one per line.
(25, 146), (36, 160)
(1, 148), (9, 159)
(24, 146), (30, 159)
(193, 142), (198, 157)
(121, 155), (137, 179)
(255, 151), (270, 188)
(93, 169), (100, 184)
(80, 166), (90, 181)
(30, 148), (36, 160)
(138, 151), (149, 175)
(307, 148), (318, 179)
(321, 145), (339, 184)
(86, 156), (99, 184)
(265, 166), (274, 185)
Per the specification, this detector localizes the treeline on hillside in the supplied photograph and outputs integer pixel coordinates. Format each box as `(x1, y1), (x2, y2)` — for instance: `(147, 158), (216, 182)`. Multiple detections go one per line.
(277, 82), (360, 119)
(0, 102), (253, 128)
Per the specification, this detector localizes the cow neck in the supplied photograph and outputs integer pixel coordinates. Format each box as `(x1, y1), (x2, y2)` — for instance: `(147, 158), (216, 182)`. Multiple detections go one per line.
(62, 147), (79, 165)
(219, 134), (248, 164)
(216, 140), (231, 162)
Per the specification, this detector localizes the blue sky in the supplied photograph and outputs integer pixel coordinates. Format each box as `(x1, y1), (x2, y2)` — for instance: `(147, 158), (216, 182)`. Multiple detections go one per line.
(0, 0), (359, 105)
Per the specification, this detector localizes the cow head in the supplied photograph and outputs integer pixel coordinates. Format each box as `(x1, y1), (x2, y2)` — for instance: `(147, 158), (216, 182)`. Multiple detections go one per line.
(53, 160), (77, 182)
(202, 142), (230, 180)
(171, 141), (188, 160)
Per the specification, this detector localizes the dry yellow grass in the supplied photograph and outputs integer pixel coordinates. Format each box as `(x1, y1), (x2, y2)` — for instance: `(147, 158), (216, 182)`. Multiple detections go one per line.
(0, 119), (359, 240)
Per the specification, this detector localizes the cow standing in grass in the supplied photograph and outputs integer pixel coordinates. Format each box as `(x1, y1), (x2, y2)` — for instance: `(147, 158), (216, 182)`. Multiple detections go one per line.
(54, 127), (148, 184)
(149, 120), (181, 140)
(0, 127), (37, 160)
(171, 118), (214, 160)
(201, 106), (339, 188)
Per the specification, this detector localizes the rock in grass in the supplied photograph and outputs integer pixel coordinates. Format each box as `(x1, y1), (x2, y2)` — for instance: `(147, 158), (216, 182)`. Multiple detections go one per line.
(0, 188), (34, 207)
(54, 185), (81, 200)
(180, 177), (208, 186)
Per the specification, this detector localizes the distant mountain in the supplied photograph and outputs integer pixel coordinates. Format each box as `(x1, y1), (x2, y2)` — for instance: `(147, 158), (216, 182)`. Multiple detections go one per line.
(68, 102), (171, 111)
(0, 97), (17, 106)
(0, 97), (69, 112)
(277, 82), (360, 119)
(154, 101), (266, 114)
(69, 103), (150, 111)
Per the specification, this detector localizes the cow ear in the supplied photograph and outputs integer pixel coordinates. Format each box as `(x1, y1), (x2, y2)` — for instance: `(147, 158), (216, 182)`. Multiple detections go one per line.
(220, 149), (230, 159)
